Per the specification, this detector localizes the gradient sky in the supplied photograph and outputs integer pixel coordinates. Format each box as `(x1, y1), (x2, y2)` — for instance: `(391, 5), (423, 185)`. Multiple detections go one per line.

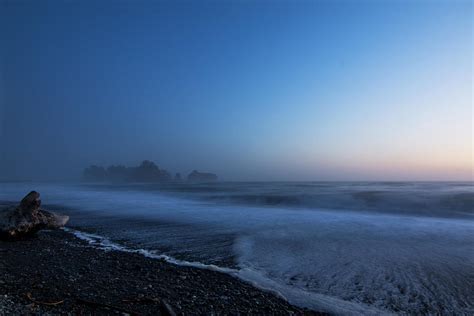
(1, 0), (472, 181)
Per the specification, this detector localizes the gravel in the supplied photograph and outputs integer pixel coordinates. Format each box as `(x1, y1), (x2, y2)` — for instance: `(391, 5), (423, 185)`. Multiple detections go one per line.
(0, 230), (326, 315)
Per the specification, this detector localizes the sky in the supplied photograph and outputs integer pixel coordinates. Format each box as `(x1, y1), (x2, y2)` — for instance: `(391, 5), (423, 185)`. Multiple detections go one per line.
(0, 0), (472, 181)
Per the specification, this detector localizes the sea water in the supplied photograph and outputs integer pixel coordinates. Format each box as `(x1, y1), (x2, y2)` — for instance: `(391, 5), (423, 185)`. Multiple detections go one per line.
(1, 181), (472, 315)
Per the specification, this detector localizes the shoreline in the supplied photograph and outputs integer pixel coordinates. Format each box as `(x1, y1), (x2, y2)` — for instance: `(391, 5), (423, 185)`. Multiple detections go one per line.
(0, 229), (325, 315)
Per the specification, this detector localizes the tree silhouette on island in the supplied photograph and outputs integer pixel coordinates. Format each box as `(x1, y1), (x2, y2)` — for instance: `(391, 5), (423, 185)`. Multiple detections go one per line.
(83, 160), (217, 183)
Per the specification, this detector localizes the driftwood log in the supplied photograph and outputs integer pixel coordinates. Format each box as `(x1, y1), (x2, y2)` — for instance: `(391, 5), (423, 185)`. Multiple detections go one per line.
(0, 191), (69, 240)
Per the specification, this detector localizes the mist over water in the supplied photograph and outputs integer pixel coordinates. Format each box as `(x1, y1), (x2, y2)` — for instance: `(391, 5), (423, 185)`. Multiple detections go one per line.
(2, 1), (472, 315)
(1, 181), (473, 315)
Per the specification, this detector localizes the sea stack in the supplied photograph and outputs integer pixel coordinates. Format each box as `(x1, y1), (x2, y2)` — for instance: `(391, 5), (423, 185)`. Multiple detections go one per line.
(187, 170), (218, 182)
(0, 191), (69, 240)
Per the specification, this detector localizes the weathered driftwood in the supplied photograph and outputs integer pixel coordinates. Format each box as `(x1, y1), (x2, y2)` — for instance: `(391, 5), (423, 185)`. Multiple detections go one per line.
(0, 191), (69, 240)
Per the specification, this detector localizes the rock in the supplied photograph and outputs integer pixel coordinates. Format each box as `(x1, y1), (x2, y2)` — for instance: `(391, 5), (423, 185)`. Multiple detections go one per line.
(0, 191), (69, 240)
(130, 160), (172, 182)
(83, 160), (172, 183)
(187, 170), (218, 182)
(83, 165), (107, 182)
(19, 191), (42, 211)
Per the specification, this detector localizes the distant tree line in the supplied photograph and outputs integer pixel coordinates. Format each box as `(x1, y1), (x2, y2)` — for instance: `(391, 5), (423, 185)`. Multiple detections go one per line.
(83, 160), (217, 182)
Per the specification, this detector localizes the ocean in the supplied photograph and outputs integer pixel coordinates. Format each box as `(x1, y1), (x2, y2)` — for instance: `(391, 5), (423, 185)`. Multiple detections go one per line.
(1, 181), (473, 315)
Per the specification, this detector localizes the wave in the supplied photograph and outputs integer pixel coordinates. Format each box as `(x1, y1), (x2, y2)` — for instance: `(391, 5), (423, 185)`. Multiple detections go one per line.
(202, 190), (474, 218)
(81, 181), (473, 219)
(17, 181), (470, 220)
(64, 227), (391, 315)
(63, 227), (238, 273)
(2, 181), (473, 315)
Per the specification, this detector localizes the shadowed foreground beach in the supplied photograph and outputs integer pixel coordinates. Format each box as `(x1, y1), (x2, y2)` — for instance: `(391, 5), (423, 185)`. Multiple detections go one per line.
(0, 229), (323, 315)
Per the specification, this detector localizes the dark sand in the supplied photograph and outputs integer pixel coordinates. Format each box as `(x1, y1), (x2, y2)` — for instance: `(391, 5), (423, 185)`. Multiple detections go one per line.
(0, 229), (325, 315)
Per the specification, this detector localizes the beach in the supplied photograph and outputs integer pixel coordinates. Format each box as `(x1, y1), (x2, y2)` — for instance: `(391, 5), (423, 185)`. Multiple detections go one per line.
(0, 229), (321, 315)
(2, 0), (471, 314)
(1, 182), (473, 315)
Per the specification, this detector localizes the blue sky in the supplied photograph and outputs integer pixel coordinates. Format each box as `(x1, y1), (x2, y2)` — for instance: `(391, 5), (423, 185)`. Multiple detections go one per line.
(1, 0), (472, 180)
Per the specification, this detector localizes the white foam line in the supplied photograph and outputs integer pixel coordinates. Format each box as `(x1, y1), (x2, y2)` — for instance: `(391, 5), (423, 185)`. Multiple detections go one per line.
(63, 227), (236, 273)
(62, 227), (392, 316)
